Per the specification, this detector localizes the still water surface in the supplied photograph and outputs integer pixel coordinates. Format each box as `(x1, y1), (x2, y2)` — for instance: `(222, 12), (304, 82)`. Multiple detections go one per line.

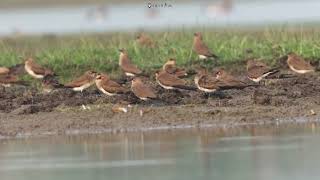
(0, 124), (320, 180)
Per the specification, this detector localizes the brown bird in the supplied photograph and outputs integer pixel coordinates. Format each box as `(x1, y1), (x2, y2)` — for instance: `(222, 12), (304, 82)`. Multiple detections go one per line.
(95, 73), (127, 96)
(0, 67), (9, 75)
(287, 52), (315, 74)
(215, 68), (251, 89)
(247, 59), (279, 83)
(162, 58), (188, 77)
(194, 68), (224, 93)
(131, 77), (157, 101)
(193, 32), (218, 60)
(65, 70), (97, 92)
(155, 70), (195, 90)
(0, 74), (27, 87)
(136, 33), (155, 48)
(119, 49), (142, 77)
(24, 58), (55, 79)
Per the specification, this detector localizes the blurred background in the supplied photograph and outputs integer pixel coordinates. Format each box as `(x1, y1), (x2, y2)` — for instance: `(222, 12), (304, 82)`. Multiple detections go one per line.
(1, 0), (320, 37)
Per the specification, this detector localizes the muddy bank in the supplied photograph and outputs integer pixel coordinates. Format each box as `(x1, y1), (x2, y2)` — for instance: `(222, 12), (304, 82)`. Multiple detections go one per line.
(0, 72), (320, 137)
(0, 102), (319, 137)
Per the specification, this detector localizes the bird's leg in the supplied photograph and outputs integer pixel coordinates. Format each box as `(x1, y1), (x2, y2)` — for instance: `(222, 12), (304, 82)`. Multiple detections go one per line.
(206, 92), (210, 99)
(202, 92), (209, 99)
(80, 89), (87, 109)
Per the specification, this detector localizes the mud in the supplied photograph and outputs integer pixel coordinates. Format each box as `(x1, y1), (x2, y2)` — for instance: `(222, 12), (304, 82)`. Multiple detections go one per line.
(0, 72), (320, 137)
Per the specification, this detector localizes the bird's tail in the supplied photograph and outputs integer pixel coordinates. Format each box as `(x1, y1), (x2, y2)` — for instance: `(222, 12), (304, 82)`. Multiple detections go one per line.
(267, 68), (280, 76)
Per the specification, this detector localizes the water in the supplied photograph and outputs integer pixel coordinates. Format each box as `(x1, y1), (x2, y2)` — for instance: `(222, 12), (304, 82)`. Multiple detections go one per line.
(1, 0), (320, 36)
(1, 124), (320, 180)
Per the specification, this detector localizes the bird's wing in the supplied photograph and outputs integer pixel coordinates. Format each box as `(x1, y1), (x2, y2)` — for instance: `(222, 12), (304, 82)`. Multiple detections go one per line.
(175, 69), (187, 77)
(133, 82), (156, 98)
(65, 75), (89, 87)
(121, 59), (142, 74)
(102, 80), (126, 93)
(290, 57), (314, 70)
(159, 73), (186, 86)
(247, 65), (270, 78)
(164, 64), (177, 74)
(199, 75), (221, 89)
(30, 62), (48, 75)
(197, 42), (215, 57)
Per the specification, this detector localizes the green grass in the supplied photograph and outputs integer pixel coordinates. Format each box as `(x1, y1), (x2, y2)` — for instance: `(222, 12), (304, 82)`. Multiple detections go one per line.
(0, 27), (319, 82)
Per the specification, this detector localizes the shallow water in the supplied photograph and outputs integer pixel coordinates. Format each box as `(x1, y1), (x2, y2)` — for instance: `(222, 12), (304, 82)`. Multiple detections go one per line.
(1, 124), (320, 180)
(1, 0), (320, 36)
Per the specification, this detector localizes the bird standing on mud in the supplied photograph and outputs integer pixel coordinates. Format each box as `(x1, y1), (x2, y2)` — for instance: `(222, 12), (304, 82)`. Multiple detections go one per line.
(194, 68), (223, 93)
(118, 49), (142, 77)
(246, 59), (279, 83)
(193, 32), (218, 60)
(155, 70), (195, 91)
(131, 77), (157, 101)
(215, 68), (256, 89)
(287, 52), (315, 74)
(65, 70), (97, 92)
(95, 73), (127, 96)
(162, 58), (188, 77)
(24, 58), (55, 79)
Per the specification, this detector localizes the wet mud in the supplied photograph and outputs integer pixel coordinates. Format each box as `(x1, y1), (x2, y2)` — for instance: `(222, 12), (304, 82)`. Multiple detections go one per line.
(0, 71), (320, 137)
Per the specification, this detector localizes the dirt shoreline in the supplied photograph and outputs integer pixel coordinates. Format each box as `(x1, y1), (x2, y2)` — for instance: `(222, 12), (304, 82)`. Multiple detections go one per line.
(1, 72), (320, 137)
(0, 103), (319, 138)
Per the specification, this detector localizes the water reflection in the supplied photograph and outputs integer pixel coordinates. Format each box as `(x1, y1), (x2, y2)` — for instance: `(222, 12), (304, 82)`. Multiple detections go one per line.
(0, 124), (320, 180)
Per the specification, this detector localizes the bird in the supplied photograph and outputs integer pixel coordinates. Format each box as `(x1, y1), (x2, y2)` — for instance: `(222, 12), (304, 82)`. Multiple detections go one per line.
(136, 33), (155, 48)
(246, 59), (279, 83)
(194, 68), (224, 93)
(24, 58), (55, 79)
(95, 73), (127, 96)
(65, 70), (97, 92)
(42, 74), (65, 93)
(155, 70), (195, 90)
(0, 67), (9, 75)
(193, 32), (218, 60)
(131, 77), (157, 101)
(0, 74), (27, 87)
(162, 58), (188, 77)
(215, 68), (254, 89)
(287, 52), (315, 74)
(118, 49), (142, 77)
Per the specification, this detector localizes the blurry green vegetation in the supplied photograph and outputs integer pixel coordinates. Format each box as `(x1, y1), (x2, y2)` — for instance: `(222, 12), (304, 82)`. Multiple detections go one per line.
(0, 27), (319, 82)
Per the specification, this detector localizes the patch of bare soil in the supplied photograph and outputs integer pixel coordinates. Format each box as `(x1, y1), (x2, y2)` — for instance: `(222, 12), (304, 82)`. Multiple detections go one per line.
(0, 72), (320, 137)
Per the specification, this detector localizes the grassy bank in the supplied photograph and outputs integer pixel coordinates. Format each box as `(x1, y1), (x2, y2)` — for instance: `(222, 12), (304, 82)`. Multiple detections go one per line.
(0, 28), (320, 82)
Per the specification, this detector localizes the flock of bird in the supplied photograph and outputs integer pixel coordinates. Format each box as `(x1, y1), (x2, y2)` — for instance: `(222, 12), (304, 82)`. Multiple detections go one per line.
(0, 32), (317, 102)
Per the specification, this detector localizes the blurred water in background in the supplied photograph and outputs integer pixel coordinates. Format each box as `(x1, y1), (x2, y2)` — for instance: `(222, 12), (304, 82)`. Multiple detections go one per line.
(1, 125), (320, 180)
(0, 0), (320, 36)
